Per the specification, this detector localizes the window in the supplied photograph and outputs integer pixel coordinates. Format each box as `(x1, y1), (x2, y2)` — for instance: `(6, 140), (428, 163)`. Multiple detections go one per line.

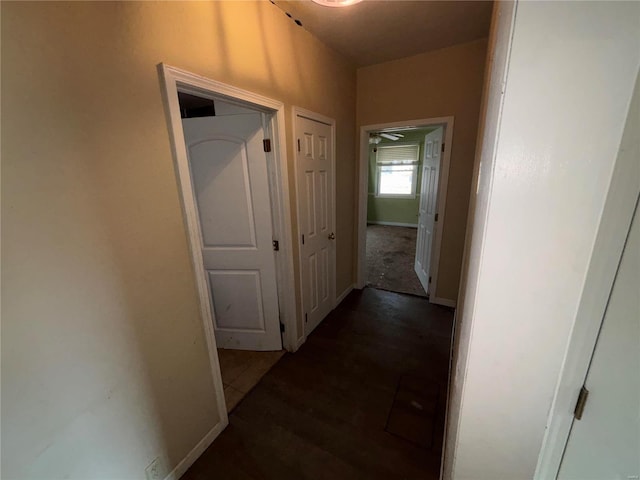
(375, 144), (420, 198)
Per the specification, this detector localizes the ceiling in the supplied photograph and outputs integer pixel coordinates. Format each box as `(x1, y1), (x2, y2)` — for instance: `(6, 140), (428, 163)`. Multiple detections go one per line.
(274, 0), (493, 67)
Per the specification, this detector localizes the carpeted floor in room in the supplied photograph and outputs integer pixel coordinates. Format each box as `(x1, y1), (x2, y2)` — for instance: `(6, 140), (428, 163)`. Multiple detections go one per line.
(366, 224), (426, 297)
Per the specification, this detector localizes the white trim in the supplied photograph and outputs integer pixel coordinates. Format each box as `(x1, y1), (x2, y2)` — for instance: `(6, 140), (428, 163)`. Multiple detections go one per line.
(428, 122), (454, 302)
(430, 296), (456, 308)
(440, 0), (517, 480)
(293, 106), (335, 127)
(534, 73), (640, 479)
(266, 103), (299, 354)
(290, 286), (354, 351)
(157, 64), (299, 454)
(291, 106), (337, 339)
(357, 117), (455, 309)
(367, 221), (418, 228)
(374, 193), (418, 200)
(336, 283), (355, 306)
(444, 3), (517, 478)
(157, 63), (227, 438)
(294, 335), (307, 352)
(164, 420), (227, 480)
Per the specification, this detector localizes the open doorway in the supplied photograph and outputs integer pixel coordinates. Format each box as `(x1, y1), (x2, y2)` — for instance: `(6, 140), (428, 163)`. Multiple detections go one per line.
(159, 65), (298, 419)
(178, 90), (286, 413)
(358, 118), (454, 306)
(366, 127), (434, 296)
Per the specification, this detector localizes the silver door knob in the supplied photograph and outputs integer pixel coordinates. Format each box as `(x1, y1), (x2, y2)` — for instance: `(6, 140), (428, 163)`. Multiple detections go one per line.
(328, 232), (335, 240)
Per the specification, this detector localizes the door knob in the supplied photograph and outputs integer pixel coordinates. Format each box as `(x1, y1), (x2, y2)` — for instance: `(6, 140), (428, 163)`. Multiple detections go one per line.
(328, 232), (335, 240)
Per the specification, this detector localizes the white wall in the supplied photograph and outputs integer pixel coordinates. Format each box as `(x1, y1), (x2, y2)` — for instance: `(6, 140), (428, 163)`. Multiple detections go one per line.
(447, 2), (640, 478)
(442, 2), (515, 477)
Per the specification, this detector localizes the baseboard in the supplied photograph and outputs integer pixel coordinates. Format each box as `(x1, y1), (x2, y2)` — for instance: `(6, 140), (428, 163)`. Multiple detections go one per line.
(294, 335), (306, 352)
(367, 221), (418, 228)
(335, 283), (355, 306)
(164, 419), (228, 480)
(430, 296), (457, 308)
(293, 285), (353, 352)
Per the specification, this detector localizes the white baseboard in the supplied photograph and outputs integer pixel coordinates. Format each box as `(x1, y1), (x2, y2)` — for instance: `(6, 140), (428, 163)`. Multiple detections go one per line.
(430, 296), (456, 308)
(164, 419), (228, 480)
(293, 335), (306, 352)
(293, 284), (353, 352)
(335, 283), (355, 306)
(367, 221), (418, 228)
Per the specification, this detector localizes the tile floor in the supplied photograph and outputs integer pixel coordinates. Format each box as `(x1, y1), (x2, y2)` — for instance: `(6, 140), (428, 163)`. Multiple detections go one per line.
(218, 349), (285, 412)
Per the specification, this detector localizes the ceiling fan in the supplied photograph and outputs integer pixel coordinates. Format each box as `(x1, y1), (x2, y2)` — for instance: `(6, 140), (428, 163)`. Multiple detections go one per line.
(369, 132), (405, 144)
(379, 132), (404, 141)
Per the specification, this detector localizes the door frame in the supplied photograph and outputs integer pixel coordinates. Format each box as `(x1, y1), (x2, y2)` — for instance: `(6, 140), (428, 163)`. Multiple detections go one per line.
(291, 106), (337, 344)
(158, 63), (299, 420)
(534, 75), (640, 479)
(356, 116), (455, 306)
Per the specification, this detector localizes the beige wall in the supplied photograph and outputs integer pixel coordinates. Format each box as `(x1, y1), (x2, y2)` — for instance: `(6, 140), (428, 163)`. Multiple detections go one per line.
(1, 1), (355, 478)
(357, 38), (488, 301)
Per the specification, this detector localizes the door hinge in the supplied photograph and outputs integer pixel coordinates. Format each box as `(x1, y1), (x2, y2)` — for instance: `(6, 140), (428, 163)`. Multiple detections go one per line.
(435, 213), (439, 222)
(302, 234), (305, 245)
(272, 240), (279, 251)
(280, 322), (285, 333)
(441, 142), (445, 153)
(305, 313), (308, 323)
(428, 276), (432, 284)
(263, 139), (272, 152)
(574, 385), (589, 420)
(297, 139), (301, 152)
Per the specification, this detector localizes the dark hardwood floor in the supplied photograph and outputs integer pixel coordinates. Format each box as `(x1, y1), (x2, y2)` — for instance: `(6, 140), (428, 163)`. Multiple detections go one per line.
(182, 287), (454, 480)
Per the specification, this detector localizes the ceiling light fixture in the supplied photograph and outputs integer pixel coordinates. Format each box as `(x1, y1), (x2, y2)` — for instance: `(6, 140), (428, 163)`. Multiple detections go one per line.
(369, 135), (382, 145)
(311, 0), (363, 7)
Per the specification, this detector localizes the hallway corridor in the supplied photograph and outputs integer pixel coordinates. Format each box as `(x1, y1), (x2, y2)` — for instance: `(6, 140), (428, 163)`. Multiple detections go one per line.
(183, 288), (454, 480)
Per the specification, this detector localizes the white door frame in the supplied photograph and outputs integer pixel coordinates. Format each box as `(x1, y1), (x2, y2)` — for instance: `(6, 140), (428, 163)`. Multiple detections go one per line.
(534, 75), (640, 479)
(356, 117), (455, 306)
(158, 63), (299, 429)
(291, 106), (337, 344)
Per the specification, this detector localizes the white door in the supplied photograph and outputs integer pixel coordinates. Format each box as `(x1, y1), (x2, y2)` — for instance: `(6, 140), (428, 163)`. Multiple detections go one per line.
(558, 201), (639, 479)
(415, 127), (443, 295)
(182, 112), (282, 351)
(295, 114), (335, 335)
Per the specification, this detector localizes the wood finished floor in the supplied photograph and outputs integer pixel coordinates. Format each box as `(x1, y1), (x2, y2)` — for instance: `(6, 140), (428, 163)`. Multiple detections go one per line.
(183, 288), (454, 480)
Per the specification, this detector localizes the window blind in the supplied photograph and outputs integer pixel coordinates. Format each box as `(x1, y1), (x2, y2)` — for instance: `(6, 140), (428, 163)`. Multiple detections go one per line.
(376, 144), (420, 165)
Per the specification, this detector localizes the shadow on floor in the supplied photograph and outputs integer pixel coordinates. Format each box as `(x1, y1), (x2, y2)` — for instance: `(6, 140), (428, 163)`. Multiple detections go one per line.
(183, 288), (453, 480)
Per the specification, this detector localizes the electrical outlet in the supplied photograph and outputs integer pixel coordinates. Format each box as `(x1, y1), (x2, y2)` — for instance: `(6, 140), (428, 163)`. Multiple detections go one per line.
(145, 457), (164, 480)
